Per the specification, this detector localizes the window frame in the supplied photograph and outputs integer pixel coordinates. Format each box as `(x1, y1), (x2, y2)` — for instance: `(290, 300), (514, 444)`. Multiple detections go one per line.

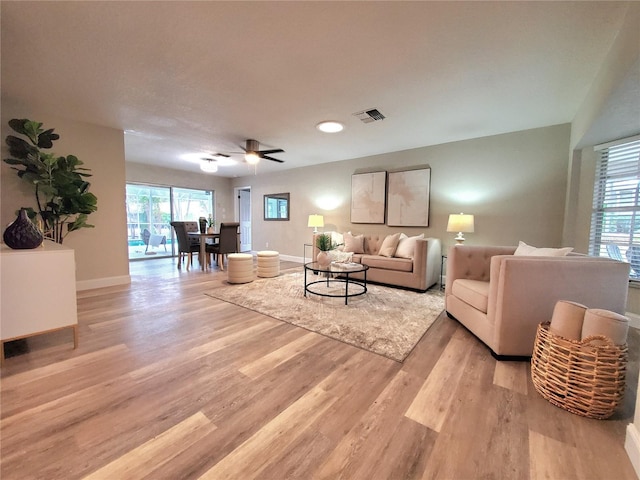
(589, 135), (640, 282)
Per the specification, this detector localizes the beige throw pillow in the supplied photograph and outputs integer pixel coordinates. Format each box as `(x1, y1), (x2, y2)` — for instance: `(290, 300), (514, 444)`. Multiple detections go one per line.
(378, 233), (401, 257)
(343, 232), (364, 254)
(395, 233), (424, 258)
(514, 241), (573, 257)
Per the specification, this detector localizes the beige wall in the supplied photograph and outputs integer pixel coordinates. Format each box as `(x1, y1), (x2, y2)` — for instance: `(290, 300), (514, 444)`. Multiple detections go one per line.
(1, 103), (129, 289)
(564, 3), (640, 314)
(125, 162), (235, 227)
(232, 124), (571, 258)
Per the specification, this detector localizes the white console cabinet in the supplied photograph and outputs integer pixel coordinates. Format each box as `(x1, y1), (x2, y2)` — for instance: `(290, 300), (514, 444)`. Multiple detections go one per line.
(0, 240), (78, 364)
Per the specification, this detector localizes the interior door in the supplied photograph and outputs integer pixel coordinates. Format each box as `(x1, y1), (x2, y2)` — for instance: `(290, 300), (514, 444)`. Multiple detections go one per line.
(239, 188), (251, 252)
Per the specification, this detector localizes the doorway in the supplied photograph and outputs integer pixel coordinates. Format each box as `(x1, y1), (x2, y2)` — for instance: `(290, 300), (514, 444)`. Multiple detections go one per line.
(236, 187), (251, 252)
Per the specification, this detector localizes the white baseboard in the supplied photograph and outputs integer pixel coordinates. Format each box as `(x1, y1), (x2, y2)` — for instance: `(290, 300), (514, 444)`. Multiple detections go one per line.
(626, 423), (640, 479)
(280, 254), (304, 264)
(249, 251), (304, 264)
(76, 275), (131, 291)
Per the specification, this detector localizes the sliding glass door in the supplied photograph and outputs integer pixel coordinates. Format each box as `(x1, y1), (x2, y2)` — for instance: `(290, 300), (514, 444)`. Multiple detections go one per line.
(126, 184), (172, 259)
(126, 184), (214, 261)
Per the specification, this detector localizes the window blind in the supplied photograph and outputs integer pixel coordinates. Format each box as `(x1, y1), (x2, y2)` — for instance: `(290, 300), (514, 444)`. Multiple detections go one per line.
(589, 136), (640, 280)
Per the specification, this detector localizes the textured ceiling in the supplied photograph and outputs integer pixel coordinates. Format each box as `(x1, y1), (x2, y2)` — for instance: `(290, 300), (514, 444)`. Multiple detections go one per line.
(0, 1), (632, 177)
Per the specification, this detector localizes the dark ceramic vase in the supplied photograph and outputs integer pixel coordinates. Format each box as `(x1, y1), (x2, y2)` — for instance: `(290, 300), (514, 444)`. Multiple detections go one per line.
(199, 217), (207, 234)
(3, 209), (44, 249)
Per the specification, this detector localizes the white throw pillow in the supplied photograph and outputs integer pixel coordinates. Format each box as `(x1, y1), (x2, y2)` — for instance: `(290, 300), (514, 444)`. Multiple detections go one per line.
(343, 232), (364, 254)
(378, 233), (401, 257)
(394, 233), (424, 259)
(514, 241), (573, 257)
(331, 231), (344, 247)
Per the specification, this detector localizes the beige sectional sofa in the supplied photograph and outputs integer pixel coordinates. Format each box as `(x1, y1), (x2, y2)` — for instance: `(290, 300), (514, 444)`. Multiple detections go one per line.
(445, 245), (630, 357)
(312, 232), (441, 292)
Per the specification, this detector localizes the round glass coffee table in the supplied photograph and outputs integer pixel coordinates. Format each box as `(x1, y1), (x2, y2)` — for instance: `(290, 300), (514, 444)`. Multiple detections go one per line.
(304, 261), (369, 305)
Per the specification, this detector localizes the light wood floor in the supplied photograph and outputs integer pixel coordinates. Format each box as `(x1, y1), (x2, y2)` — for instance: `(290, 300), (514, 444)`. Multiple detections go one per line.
(1, 256), (638, 479)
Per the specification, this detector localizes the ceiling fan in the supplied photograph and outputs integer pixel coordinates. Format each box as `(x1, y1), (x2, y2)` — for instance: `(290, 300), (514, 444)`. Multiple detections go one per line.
(240, 139), (285, 165)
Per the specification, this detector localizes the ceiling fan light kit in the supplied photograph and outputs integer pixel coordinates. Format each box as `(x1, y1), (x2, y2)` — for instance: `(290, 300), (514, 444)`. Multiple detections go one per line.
(245, 152), (260, 165)
(240, 139), (285, 165)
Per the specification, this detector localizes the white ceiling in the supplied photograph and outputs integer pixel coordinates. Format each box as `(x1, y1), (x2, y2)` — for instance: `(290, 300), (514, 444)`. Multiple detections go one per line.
(0, 1), (633, 177)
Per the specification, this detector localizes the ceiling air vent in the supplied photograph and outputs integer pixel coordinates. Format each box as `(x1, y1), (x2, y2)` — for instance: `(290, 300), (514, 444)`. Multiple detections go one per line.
(353, 108), (385, 124)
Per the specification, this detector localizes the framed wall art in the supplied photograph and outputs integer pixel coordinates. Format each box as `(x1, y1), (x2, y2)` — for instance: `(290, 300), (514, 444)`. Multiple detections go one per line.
(350, 171), (386, 224)
(387, 167), (431, 227)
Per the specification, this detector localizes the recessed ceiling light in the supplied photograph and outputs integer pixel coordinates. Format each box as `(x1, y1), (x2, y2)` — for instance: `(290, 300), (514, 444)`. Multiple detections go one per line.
(182, 152), (237, 167)
(316, 121), (345, 133)
(200, 159), (218, 173)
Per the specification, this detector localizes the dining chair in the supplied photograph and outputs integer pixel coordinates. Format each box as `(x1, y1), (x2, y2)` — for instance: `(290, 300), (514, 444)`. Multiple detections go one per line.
(205, 222), (240, 270)
(170, 221), (200, 270)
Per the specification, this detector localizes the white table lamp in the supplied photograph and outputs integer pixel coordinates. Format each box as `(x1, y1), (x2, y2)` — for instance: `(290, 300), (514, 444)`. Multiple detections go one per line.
(308, 214), (324, 233)
(447, 213), (474, 244)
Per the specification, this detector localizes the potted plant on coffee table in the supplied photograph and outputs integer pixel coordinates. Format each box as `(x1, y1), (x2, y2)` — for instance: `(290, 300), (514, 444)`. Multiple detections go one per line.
(316, 233), (337, 268)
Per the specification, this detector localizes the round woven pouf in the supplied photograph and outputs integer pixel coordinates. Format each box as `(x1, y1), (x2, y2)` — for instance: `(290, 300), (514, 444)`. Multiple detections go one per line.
(227, 253), (254, 284)
(257, 250), (280, 278)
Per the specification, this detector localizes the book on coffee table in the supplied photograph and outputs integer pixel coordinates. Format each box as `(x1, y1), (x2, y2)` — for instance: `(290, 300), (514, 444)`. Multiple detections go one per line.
(330, 262), (362, 271)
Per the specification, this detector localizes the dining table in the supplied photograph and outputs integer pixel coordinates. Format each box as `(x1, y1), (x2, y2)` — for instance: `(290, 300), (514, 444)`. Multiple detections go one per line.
(187, 231), (220, 270)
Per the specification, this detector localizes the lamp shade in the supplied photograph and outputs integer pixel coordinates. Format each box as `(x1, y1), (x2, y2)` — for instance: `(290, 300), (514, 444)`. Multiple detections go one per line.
(447, 213), (474, 233)
(447, 213), (474, 244)
(308, 214), (324, 232)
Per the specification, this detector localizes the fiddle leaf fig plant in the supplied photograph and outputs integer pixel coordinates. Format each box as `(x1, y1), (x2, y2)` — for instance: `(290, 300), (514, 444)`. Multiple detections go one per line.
(3, 118), (98, 243)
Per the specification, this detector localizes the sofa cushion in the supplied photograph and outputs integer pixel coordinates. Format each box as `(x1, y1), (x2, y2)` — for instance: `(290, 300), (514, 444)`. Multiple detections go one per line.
(451, 279), (490, 313)
(343, 232), (365, 253)
(514, 241), (573, 257)
(360, 254), (413, 272)
(363, 234), (386, 255)
(379, 233), (401, 257)
(395, 233), (424, 259)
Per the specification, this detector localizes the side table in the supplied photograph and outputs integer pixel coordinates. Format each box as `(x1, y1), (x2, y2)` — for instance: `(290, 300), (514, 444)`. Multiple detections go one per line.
(303, 243), (313, 264)
(440, 254), (447, 290)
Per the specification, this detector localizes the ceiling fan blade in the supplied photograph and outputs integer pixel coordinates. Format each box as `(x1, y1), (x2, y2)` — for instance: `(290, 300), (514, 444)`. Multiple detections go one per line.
(259, 149), (284, 155)
(261, 154), (285, 163)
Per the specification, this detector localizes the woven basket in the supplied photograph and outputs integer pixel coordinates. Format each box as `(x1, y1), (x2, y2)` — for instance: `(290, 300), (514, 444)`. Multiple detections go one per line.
(531, 322), (628, 419)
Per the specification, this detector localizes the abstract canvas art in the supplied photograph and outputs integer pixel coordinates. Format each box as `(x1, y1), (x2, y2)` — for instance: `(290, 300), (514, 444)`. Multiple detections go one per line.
(351, 171), (386, 224)
(387, 167), (431, 227)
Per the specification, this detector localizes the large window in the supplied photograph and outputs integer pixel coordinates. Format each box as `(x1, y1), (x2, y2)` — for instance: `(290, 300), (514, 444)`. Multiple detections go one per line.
(589, 136), (640, 279)
(126, 184), (214, 260)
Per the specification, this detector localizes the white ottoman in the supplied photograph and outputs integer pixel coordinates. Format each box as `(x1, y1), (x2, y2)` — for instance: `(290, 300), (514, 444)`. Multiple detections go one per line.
(227, 253), (254, 284)
(257, 250), (280, 278)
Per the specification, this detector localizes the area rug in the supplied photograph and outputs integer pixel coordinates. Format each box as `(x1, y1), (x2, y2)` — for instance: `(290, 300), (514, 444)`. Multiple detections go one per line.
(205, 272), (444, 362)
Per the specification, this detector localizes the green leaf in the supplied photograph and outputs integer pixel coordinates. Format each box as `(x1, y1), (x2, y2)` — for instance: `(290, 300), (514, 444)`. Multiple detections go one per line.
(37, 128), (59, 149)
(8, 119), (30, 135)
(5, 135), (37, 160)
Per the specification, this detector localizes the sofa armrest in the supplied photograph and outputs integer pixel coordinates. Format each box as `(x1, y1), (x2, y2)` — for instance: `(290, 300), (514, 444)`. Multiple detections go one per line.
(445, 245), (516, 296)
(490, 255), (630, 355)
(412, 237), (441, 290)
